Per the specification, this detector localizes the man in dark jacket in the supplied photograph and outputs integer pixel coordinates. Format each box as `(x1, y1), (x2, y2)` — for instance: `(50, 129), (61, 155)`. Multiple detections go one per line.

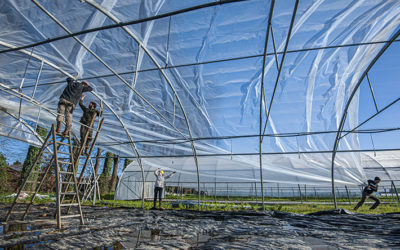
(79, 94), (102, 154)
(354, 176), (381, 210)
(56, 74), (93, 136)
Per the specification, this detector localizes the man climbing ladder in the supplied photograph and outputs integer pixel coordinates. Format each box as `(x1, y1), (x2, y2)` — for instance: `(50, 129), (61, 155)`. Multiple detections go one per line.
(56, 73), (93, 136)
(79, 94), (103, 155)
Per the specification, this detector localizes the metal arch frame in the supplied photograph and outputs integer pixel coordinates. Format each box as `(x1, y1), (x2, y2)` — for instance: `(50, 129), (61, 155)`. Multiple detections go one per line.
(0, 109), (45, 146)
(31, 0), (186, 139)
(0, 39), (147, 207)
(259, 0), (275, 212)
(82, 0), (202, 209)
(261, 0), (299, 139)
(32, 0), (200, 209)
(16, 39), (400, 92)
(259, 0), (298, 210)
(0, 80), (128, 149)
(330, 28), (400, 208)
(0, 0), (244, 55)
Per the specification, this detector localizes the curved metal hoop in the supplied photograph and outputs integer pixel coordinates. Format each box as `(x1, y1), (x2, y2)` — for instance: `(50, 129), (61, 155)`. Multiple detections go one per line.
(330, 29), (400, 208)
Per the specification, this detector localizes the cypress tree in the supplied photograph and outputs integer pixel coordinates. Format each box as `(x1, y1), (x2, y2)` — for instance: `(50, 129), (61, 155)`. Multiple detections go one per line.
(100, 152), (113, 193)
(94, 148), (102, 176)
(110, 155), (120, 192)
(123, 159), (133, 171)
(0, 153), (7, 193)
(102, 152), (113, 177)
(21, 126), (47, 190)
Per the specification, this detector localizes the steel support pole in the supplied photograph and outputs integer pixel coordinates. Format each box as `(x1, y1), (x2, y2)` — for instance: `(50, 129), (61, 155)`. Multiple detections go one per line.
(298, 184), (303, 203)
(345, 186), (351, 205)
(392, 181), (400, 202)
(83, 0), (203, 211)
(330, 28), (400, 209)
(259, 0), (275, 212)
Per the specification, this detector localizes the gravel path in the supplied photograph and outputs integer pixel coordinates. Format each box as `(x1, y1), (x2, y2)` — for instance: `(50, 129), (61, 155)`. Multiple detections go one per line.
(0, 203), (399, 249)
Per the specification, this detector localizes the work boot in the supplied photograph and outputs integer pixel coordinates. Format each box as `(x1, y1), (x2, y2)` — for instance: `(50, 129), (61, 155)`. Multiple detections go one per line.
(62, 129), (70, 137)
(56, 121), (62, 133)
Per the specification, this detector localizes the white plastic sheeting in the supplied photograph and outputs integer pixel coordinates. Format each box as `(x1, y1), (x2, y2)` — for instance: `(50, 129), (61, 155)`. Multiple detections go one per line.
(1, 0), (400, 189)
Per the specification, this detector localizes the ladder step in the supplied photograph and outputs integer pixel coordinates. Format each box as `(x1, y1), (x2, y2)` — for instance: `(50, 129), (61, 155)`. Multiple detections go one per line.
(21, 191), (38, 194)
(50, 140), (69, 146)
(58, 151), (72, 155)
(26, 180), (41, 184)
(16, 201), (31, 204)
(60, 214), (81, 218)
(56, 132), (69, 137)
(58, 160), (72, 165)
(59, 171), (74, 175)
(60, 203), (79, 207)
(60, 192), (77, 195)
(31, 171), (46, 174)
(61, 182), (77, 185)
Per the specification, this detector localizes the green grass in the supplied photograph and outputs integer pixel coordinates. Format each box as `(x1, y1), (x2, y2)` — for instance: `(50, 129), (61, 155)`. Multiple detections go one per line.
(1, 192), (399, 214)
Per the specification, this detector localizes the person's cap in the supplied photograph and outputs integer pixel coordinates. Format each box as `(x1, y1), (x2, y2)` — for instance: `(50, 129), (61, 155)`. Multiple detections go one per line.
(160, 170), (164, 175)
(81, 81), (88, 85)
(374, 176), (381, 181)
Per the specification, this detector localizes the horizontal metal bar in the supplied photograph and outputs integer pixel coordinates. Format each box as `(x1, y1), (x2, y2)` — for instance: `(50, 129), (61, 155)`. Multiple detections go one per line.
(0, 0), (244, 55)
(96, 147), (400, 159)
(95, 127), (400, 146)
(18, 39), (400, 91)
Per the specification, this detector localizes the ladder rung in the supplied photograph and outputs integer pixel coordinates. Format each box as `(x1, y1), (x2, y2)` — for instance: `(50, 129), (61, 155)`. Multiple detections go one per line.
(16, 201), (31, 204)
(59, 171), (74, 175)
(26, 180), (41, 184)
(58, 151), (72, 155)
(50, 140), (69, 146)
(58, 160), (72, 165)
(61, 192), (77, 195)
(21, 191), (37, 194)
(60, 203), (79, 207)
(60, 214), (81, 218)
(11, 211), (26, 214)
(56, 132), (69, 137)
(61, 182), (76, 185)
(31, 171), (45, 174)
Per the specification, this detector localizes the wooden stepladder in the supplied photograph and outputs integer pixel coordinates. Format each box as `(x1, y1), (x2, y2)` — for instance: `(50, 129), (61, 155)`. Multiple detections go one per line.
(4, 124), (84, 229)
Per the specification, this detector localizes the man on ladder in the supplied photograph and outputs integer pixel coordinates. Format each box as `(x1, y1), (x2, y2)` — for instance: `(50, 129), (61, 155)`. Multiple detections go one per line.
(56, 73), (93, 136)
(78, 94), (103, 155)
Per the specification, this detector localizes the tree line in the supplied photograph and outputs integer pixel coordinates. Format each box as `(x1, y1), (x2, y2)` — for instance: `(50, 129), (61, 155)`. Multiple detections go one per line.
(0, 126), (133, 194)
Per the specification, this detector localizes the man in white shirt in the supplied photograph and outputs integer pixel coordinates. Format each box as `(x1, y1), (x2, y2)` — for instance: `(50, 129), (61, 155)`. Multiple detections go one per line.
(152, 168), (175, 210)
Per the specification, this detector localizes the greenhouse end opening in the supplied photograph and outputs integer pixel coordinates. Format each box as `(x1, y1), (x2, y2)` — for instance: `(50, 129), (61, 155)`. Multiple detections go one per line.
(1, 0), (400, 249)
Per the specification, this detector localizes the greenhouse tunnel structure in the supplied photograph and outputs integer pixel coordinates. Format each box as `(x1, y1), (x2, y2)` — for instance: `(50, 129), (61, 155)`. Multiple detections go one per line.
(1, 0), (400, 208)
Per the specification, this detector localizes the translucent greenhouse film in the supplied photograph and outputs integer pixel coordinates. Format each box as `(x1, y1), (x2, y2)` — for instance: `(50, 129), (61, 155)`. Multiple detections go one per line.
(1, 0), (400, 199)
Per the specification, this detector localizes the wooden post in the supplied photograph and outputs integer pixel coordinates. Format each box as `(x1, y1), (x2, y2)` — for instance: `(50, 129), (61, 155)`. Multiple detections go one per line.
(298, 184), (303, 204)
(304, 184), (307, 202)
(52, 126), (62, 229)
(392, 181), (400, 202)
(345, 186), (351, 205)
